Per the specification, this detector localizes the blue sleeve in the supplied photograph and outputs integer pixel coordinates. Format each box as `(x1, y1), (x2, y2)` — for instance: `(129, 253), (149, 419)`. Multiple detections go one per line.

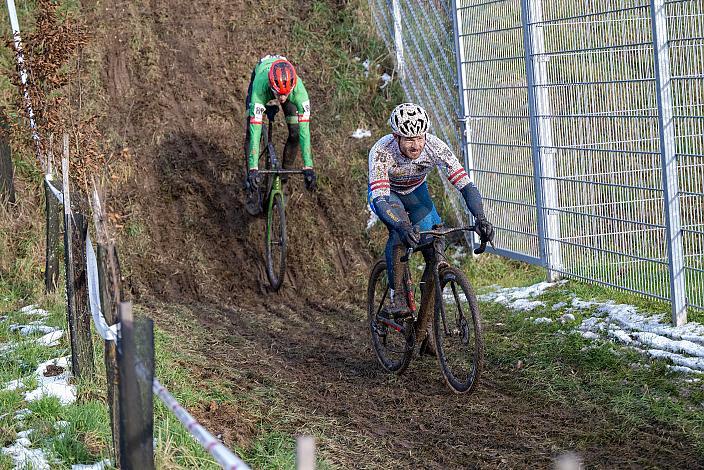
(372, 196), (404, 229)
(460, 183), (485, 218)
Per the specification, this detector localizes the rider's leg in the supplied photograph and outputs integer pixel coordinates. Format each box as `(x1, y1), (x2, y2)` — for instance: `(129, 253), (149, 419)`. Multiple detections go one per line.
(398, 183), (443, 353)
(244, 69), (263, 215)
(374, 193), (412, 316)
(282, 100), (300, 181)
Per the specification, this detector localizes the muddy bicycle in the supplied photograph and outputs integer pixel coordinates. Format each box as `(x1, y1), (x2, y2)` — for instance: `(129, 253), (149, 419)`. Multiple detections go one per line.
(250, 108), (305, 290)
(367, 226), (487, 393)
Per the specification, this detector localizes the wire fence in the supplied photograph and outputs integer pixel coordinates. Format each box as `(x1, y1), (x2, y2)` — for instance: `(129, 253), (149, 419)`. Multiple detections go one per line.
(368, 0), (704, 325)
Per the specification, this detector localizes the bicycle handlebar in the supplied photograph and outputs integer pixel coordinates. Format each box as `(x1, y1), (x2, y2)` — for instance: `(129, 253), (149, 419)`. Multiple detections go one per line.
(406, 226), (492, 257)
(257, 169), (306, 175)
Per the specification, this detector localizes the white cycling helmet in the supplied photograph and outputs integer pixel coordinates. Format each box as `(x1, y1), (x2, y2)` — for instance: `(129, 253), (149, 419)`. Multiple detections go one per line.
(389, 102), (430, 137)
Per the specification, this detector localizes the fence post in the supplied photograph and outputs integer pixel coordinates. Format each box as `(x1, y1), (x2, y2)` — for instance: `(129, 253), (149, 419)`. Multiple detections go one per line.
(520, 0), (562, 281)
(44, 173), (60, 292)
(61, 135), (94, 378)
(391, 0), (404, 80)
(650, 0), (687, 325)
(118, 302), (155, 470)
(0, 115), (15, 204)
(93, 185), (122, 466)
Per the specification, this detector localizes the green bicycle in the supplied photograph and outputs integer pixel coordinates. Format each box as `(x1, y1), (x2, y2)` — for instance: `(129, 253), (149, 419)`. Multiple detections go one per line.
(256, 109), (304, 291)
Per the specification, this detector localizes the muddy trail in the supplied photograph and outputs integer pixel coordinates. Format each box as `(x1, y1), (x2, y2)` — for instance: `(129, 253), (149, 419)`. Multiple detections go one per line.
(80, 0), (703, 468)
(149, 297), (700, 469)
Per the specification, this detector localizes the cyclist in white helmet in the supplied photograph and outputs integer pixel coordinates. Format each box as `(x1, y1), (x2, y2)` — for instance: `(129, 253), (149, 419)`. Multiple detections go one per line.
(368, 102), (495, 316)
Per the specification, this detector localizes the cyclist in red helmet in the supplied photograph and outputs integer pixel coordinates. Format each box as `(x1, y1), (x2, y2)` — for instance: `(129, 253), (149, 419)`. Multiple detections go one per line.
(243, 55), (316, 215)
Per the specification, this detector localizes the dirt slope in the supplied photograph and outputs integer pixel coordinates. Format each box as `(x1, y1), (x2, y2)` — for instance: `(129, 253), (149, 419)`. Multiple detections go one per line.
(81, 0), (703, 468)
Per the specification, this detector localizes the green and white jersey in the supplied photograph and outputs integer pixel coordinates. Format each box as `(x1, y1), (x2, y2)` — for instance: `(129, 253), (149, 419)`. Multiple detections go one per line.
(247, 56), (312, 169)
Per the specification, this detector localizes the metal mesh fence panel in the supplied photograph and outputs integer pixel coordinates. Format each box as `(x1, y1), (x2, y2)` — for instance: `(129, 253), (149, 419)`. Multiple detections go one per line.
(533, 1), (671, 299)
(457, 0), (541, 263)
(368, 0), (704, 316)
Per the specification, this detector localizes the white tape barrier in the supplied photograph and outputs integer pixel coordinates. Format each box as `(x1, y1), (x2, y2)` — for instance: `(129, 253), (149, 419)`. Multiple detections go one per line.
(85, 234), (119, 341)
(152, 378), (251, 470)
(45, 174), (64, 204)
(5, 0), (43, 167)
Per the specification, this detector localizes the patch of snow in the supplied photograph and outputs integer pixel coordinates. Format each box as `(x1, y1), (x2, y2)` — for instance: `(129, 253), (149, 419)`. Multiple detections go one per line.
(483, 281), (704, 375)
(54, 421), (69, 430)
(10, 324), (57, 336)
(351, 128), (372, 139)
(4, 357), (75, 405)
(478, 281), (565, 310)
(379, 73), (392, 89)
(15, 409), (31, 419)
(4, 378), (25, 392)
(668, 365), (703, 375)
(19, 305), (50, 317)
(0, 342), (17, 355)
(511, 299), (544, 311)
(0, 315), (7, 322)
(1, 438), (50, 470)
(559, 313), (576, 324)
(533, 317), (553, 324)
(23, 357), (75, 405)
(72, 460), (111, 470)
(36, 331), (63, 347)
(16, 430), (33, 439)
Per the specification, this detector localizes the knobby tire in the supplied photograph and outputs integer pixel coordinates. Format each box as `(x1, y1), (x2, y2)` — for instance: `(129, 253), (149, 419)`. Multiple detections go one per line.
(265, 192), (287, 291)
(433, 266), (484, 394)
(367, 259), (415, 374)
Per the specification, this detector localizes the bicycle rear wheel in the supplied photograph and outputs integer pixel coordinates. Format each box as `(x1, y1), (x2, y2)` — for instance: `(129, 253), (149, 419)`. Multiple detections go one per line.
(265, 192), (287, 290)
(433, 266), (483, 393)
(367, 259), (415, 374)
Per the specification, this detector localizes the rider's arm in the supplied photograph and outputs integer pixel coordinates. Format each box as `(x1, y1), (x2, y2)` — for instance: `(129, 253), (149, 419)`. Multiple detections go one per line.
(369, 142), (406, 227)
(292, 80), (313, 168)
(432, 135), (486, 218)
(248, 95), (267, 170)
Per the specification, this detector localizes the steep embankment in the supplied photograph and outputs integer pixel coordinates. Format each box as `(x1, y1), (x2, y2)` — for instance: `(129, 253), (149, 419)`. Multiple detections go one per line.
(92, 0), (392, 304)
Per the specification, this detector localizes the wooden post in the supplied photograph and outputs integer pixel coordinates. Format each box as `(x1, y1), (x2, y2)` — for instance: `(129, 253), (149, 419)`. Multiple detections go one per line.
(44, 174), (60, 292)
(61, 135), (94, 379)
(118, 302), (155, 470)
(0, 115), (15, 204)
(93, 184), (122, 466)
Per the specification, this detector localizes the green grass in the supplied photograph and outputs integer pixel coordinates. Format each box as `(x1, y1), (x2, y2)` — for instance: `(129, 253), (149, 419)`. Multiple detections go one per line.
(481, 300), (704, 454)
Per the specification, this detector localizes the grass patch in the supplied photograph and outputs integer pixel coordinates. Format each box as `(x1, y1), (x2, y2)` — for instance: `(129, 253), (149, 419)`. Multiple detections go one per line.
(481, 300), (704, 454)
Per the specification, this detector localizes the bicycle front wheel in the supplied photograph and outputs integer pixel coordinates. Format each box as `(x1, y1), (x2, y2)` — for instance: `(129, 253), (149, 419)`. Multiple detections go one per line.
(367, 259), (415, 374)
(265, 191), (287, 290)
(434, 266), (483, 393)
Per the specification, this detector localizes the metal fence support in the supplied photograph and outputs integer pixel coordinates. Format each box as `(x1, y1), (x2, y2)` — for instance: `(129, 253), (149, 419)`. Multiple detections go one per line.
(61, 136), (94, 378)
(650, 0), (687, 325)
(392, 0), (404, 80)
(118, 302), (155, 470)
(521, 0), (562, 281)
(0, 115), (15, 204)
(451, 0), (478, 251)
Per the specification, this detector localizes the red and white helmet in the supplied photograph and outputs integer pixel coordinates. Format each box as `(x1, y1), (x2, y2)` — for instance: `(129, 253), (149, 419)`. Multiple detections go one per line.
(268, 59), (297, 95)
(389, 102), (430, 137)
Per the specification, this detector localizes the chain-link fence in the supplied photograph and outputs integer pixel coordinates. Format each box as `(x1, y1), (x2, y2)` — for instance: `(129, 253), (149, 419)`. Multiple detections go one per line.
(368, 0), (704, 324)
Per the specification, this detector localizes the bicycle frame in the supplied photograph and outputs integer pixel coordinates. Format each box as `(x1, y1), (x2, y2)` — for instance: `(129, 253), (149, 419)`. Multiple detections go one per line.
(378, 227), (482, 340)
